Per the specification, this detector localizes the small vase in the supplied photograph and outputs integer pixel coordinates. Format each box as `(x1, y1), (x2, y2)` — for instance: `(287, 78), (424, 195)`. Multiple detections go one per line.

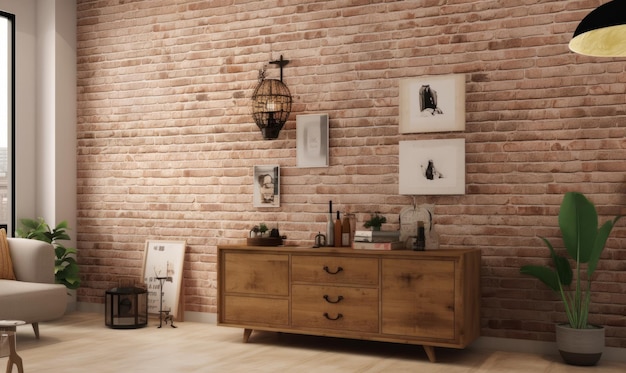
(372, 226), (381, 231)
(556, 324), (604, 366)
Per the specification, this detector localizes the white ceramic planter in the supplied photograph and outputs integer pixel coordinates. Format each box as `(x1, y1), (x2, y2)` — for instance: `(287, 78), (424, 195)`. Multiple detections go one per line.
(555, 324), (604, 366)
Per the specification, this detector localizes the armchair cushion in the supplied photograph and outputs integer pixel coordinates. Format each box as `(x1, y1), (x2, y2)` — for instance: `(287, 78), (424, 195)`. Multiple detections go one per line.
(0, 229), (16, 280)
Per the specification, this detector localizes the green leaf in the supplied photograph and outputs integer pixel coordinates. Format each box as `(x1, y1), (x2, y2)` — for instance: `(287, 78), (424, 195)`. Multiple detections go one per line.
(588, 216), (622, 276)
(539, 236), (573, 286)
(54, 220), (69, 230)
(558, 192), (597, 263)
(520, 265), (559, 291)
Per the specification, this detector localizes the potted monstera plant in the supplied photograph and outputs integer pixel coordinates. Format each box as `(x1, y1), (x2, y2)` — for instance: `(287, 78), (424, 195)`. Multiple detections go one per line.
(520, 192), (622, 366)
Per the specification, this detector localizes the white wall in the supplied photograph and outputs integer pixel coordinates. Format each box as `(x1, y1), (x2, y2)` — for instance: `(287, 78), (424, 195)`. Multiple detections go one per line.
(36, 0), (76, 235)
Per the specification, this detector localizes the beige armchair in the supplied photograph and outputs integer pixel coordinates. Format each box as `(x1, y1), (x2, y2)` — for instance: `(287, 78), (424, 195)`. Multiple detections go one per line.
(0, 238), (67, 338)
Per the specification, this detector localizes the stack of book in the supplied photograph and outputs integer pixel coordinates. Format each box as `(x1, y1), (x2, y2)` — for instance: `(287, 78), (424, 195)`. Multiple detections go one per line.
(352, 230), (404, 250)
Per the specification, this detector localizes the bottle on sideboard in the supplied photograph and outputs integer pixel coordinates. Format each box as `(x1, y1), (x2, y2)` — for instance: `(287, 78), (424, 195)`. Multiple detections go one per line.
(415, 221), (425, 251)
(341, 213), (351, 247)
(326, 201), (334, 246)
(334, 211), (342, 247)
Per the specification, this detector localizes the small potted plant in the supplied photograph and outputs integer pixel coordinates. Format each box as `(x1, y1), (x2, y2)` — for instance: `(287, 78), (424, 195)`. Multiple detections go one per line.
(247, 222), (282, 246)
(363, 212), (387, 231)
(520, 192), (622, 366)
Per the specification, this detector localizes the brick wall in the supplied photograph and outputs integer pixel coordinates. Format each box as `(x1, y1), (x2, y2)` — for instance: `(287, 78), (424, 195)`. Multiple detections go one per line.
(76, 0), (626, 347)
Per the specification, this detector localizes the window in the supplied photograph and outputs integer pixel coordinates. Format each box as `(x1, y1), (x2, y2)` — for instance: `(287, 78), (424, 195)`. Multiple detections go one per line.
(0, 11), (14, 233)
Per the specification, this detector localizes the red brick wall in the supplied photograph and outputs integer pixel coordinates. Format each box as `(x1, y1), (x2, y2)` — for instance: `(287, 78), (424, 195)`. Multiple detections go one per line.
(76, 1), (626, 347)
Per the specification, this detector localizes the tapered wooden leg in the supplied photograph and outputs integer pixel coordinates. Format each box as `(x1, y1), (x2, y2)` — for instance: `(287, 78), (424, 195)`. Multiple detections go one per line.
(32, 322), (40, 339)
(5, 331), (24, 373)
(423, 345), (436, 363)
(243, 328), (253, 343)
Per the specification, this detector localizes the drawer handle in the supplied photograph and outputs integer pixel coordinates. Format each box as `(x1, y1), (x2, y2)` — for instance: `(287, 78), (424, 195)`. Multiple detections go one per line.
(323, 295), (344, 304)
(323, 312), (343, 321)
(323, 265), (343, 275)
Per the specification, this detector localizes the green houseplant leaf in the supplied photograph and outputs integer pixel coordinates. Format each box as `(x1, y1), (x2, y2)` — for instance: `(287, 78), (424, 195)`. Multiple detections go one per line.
(558, 192), (597, 263)
(521, 237), (572, 291)
(520, 192), (622, 329)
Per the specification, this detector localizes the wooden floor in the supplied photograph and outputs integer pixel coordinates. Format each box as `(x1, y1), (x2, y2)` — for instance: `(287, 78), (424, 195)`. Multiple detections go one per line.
(3, 312), (626, 372)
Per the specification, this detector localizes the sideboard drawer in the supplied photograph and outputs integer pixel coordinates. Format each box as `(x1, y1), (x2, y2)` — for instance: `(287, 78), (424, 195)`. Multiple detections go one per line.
(223, 295), (289, 326)
(223, 252), (289, 296)
(292, 284), (379, 333)
(292, 255), (378, 285)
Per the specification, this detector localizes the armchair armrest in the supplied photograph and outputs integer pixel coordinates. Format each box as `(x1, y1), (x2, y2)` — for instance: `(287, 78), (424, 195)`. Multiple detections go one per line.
(7, 238), (55, 284)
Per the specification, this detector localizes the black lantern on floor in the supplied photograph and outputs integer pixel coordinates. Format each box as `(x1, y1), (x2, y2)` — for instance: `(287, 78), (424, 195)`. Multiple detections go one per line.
(105, 286), (148, 329)
(251, 55), (292, 140)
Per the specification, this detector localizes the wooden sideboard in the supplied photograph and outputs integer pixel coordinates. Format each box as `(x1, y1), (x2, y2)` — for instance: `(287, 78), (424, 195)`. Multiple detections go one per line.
(217, 245), (481, 362)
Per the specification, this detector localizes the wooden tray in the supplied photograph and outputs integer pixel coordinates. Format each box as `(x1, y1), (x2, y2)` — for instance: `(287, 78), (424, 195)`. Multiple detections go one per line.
(247, 237), (283, 246)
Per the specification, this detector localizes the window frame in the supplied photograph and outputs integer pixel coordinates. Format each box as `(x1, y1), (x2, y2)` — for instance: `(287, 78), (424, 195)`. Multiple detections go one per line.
(0, 10), (15, 234)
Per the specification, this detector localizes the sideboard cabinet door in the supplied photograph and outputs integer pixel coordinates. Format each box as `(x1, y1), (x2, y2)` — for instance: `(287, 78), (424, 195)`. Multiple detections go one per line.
(381, 258), (456, 341)
(220, 251), (289, 327)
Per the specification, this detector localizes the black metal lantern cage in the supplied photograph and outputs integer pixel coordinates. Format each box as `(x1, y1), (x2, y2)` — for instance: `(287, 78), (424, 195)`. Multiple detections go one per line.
(251, 55), (292, 140)
(251, 79), (292, 140)
(105, 286), (148, 329)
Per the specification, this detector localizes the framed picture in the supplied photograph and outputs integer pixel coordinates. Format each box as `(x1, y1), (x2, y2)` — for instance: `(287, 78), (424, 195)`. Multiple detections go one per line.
(399, 139), (465, 195)
(296, 113), (329, 168)
(399, 74), (465, 134)
(253, 165), (280, 207)
(141, 240), (186, 317)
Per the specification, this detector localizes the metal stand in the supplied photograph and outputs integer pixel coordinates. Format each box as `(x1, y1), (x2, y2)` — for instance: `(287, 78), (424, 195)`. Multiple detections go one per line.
(156, 276), (176, 328)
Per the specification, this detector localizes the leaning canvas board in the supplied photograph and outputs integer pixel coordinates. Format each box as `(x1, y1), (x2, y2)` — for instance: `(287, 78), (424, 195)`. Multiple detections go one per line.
(142, 240), (186, 318)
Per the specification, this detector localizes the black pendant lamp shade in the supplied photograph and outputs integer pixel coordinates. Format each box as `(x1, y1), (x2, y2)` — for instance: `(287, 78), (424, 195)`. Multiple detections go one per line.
(569, 1), (626, 57)
(251, 56), (292, 140)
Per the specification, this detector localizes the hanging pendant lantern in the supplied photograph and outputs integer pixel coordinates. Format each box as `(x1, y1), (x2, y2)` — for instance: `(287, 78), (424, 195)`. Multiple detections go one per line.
(569, 1), (626, 57)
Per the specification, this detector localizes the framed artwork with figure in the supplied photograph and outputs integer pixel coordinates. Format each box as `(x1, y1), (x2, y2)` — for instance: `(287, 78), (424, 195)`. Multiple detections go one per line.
(253, 165), (280, 208)
(399, 74), (465, 134)
(399, 139), (465, 195)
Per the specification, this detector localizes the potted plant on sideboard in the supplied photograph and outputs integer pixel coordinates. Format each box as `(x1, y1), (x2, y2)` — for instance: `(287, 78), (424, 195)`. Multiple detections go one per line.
(16, 218), (80, 290)
(363, 212), (387, 231)
(520, 192), (622, 366)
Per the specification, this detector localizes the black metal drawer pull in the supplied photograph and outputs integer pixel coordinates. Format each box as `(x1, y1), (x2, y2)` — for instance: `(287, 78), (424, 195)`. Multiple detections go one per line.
(323, 295), (344, 304)
(323, 265), (343, 274)
(323, 312), (343, 321)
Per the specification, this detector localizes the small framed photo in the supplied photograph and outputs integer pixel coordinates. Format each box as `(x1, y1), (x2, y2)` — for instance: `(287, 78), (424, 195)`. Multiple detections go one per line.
(296, 113), (329, 168)
(253, 165), (280, 207)
(399, 139), (465, 195)
(399, 74), (465, 134)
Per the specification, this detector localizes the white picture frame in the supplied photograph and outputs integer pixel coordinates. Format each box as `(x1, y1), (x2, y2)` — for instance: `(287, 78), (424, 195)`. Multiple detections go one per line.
(296, 113), (329, 168)
(399, 139), (465, 195)
(142, 240), (186, 317)
(399, 74), (465, 134)
(253, 165), (280, 207)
